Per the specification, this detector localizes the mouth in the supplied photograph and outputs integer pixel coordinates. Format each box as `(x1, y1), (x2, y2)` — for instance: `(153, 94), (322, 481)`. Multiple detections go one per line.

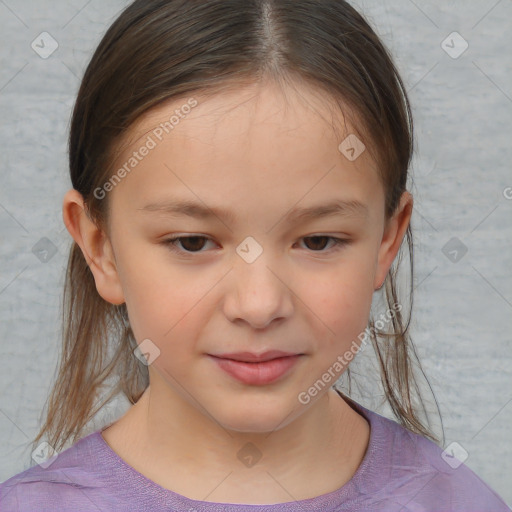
(210, 350), (301, 363)
(207, 351), (304, 386)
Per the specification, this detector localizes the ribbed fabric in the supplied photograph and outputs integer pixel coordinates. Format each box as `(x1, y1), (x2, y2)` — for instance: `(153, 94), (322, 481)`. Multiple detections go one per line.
(1, 395), (510, 512)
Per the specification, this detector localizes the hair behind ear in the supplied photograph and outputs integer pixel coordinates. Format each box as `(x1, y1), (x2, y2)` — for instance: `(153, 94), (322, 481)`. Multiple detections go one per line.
(31, 242), (148, 453)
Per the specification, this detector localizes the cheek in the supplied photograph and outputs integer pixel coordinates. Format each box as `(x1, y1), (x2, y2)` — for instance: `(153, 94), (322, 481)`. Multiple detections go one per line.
(297, 259), (375, 351)
(114, 245), (196, 340)
(124, 283), (207, 379)
(118, 249), (226, 372)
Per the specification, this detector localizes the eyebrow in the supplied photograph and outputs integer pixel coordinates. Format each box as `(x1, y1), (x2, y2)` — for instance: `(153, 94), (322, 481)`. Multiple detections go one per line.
(138, 197), (369, 225)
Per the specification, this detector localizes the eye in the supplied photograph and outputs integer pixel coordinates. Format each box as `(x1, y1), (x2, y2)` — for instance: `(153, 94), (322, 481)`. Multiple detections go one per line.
(161, 235), (350, 255)
(162, 235), (215, 254)
(296, 235), (350, 253)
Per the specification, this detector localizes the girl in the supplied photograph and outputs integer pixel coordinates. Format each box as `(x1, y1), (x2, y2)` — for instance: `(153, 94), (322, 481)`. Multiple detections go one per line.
(1, 0), (510, 510)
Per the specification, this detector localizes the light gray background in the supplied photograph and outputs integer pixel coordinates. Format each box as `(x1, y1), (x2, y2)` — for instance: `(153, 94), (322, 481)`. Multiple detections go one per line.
(1, 0), (511, 507)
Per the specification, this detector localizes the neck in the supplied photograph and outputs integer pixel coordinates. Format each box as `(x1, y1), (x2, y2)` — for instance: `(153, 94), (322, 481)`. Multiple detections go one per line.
(102, 382), (369, 504)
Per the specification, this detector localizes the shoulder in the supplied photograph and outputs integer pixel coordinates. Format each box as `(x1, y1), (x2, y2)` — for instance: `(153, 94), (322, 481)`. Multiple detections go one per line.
(399, 429), (509, 511)
(351, 402), (511, 511)
(0, 431), (132, 512)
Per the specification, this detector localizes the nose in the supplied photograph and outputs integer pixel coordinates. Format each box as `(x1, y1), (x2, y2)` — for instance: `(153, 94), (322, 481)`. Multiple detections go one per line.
(223, 251), (294, 330)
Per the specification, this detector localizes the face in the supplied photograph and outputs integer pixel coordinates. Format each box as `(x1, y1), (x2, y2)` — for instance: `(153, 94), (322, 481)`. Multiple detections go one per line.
(72, 79), (411, 433)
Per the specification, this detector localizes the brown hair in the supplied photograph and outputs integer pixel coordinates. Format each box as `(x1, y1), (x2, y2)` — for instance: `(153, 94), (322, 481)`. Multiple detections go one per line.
(32, 0), (442, 454)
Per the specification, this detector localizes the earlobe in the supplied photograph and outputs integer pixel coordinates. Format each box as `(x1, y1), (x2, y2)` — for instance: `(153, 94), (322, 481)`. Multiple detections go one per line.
(62, 189), (125, 305)
(374, 191), (413, 290)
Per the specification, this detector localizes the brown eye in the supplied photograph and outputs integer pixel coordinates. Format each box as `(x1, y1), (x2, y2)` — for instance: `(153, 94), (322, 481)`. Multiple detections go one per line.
(303, 236), (330, 251)
(299, 236), (350, 252)
(163, 236), (213, 253)
(162, 235), (350, 256)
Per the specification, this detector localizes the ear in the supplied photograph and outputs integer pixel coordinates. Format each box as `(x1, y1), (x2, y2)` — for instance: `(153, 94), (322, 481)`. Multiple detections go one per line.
(62, 189), (125, 305)
(373, 191), (413, 290)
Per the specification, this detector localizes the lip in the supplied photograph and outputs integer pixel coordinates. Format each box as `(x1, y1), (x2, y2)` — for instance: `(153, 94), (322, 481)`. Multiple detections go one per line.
(211, 350), (299, 363)
(208, 351), (303, 385)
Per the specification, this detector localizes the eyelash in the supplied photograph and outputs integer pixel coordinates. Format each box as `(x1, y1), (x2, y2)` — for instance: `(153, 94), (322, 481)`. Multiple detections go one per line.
(161, 235), (351, 255)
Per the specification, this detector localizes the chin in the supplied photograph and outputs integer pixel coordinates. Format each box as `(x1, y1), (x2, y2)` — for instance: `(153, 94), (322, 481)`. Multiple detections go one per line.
(212, 397), (301, 434)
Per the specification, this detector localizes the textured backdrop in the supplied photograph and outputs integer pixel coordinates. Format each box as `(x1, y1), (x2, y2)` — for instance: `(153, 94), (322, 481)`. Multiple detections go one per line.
(0, 0), (511, 506)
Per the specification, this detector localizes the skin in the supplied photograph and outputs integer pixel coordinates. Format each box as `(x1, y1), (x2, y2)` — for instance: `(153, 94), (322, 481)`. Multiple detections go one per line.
(63, 78), (413, 504)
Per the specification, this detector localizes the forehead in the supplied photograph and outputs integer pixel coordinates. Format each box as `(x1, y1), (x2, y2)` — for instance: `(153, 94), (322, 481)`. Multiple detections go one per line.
(107, 80), (384, 223)
(117, 79), (371, 161)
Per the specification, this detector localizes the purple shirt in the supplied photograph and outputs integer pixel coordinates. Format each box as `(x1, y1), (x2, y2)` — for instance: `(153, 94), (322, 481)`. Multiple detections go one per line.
(1, 399), (510, 511)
